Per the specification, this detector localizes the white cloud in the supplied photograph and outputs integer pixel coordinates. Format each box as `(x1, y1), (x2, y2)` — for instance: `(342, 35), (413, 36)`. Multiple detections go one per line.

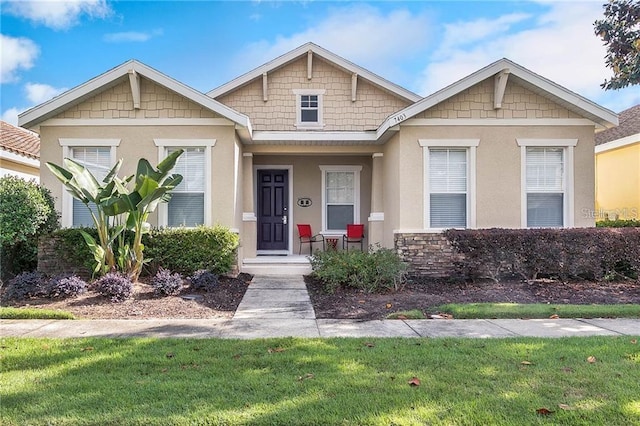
(1, 83), (68, 126)
(231, 4), (433, 84)
(1, 107), (22, 126)
(418, 2), (611, 101)
(103, 29), (164, 43)
(3, 0), (111, 30)
(0, 34), (39, 83)
(25, 82), (68, 104)
(439, 13), (531, 52)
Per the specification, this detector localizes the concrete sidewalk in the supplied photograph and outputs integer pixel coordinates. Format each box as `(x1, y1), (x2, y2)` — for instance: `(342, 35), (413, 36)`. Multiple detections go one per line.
(1, 275), (639, 339)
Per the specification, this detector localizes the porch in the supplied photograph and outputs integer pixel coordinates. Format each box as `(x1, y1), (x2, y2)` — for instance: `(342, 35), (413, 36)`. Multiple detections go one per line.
(241, 255), (312, 275)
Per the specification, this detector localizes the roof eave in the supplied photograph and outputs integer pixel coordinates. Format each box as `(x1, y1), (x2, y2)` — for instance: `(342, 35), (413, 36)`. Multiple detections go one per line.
(377, 58), (619, 132)
(207, 42), (422, 103)
(18, 60), (251, 130)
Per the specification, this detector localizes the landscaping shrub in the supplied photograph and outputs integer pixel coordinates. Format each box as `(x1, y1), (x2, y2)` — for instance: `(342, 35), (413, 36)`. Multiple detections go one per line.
(445, 228), (640, 282)
(94, 272), (133, 302)
(189, 269), (219, 291)
(596, 218), (640, 227)
(0, 176), (59, 281)
(152, 268), (183, 296)
(143, 225), (239, 275)
(3, 271), (47, 301)
(47, 275), (88, 299)
(310, 247), (407, 293)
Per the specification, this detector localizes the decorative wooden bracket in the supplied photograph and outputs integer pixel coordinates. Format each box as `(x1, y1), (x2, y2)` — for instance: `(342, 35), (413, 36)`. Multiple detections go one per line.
(494, 68), (510, 109)
(307, 50), (313, 80)
(352, 73), (358, 102)
(128, 70), (140, 110)
(262, 72), (268, 102)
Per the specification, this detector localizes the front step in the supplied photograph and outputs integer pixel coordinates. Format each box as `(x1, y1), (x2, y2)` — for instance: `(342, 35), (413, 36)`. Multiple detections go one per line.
(241, 255), (312, 275)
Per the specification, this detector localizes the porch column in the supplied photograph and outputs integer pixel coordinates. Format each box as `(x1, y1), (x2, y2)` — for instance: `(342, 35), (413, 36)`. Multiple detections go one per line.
(242, 153), (257, 258)
(368, 153), (385, 248)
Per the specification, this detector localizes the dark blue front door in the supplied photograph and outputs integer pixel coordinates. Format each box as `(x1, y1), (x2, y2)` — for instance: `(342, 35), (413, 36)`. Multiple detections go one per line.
(257, 170), (288, 250)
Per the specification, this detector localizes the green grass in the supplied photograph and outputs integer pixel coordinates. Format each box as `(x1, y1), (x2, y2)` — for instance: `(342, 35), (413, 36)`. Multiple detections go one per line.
(2, 337), (639, 425)
(386, 309), (426, 319)
(436, 303), (640, 319)
(0, 307), (75, 320)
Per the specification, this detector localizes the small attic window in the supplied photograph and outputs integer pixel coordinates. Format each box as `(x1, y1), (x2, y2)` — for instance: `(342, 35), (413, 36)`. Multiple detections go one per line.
(293, 89), (325, 129)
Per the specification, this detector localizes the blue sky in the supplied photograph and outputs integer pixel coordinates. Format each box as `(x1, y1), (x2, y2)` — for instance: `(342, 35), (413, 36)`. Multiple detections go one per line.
(1, 0), (638, 126)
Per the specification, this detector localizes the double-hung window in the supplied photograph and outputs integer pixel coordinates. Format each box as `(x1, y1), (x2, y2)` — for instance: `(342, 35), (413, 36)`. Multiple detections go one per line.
(525, 147), (565, 227)
(320, 165), (361, 232)
(293, 89), (324, 129)
(429, 149), (467, 228)
(518, 139), (576, 228)
(154, 139), (215, 228)
(58, 139), (120, 228)
(168, 147), (205, 227)
(419, 139), (479, 229)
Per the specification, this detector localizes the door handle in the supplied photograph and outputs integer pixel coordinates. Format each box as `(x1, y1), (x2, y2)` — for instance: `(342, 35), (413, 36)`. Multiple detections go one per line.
(282, 216), (287, 225)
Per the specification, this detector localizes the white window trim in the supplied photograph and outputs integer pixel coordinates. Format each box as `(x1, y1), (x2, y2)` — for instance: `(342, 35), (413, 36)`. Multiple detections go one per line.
(517, 138), (577, 228)
(418, 139), (479, 230)
(293, 89), (325, 129)
(154, 139), (216, 227)
(319, 165), (362, 234)
(58, 138), (121, 228)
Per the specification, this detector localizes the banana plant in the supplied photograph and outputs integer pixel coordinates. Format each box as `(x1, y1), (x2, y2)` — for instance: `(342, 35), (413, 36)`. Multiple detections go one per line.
(106, 150), (184, 280)
(46, 159), (126, 276)
(47, 150), (183, 280)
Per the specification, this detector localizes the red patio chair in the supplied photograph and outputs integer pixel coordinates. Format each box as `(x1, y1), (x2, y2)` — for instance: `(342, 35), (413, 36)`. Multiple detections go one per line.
(343, 224), (365, 251)
(297, 224), (325, 254)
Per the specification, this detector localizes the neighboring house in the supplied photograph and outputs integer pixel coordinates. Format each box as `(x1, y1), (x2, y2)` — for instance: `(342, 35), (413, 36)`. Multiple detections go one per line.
(18, 43), (618, 275)
(0, 120), (40, 182)
(595, 104), (640, 221)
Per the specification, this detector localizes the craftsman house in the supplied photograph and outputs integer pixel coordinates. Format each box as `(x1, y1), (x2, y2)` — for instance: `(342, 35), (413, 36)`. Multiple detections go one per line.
(18, 43), (618, 275)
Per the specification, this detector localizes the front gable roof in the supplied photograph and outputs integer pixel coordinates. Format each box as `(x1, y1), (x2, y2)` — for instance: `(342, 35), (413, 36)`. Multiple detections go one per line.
(18, 60), (251, 131)
(207, 42), (422, 103)
(378, 58), (618, 137)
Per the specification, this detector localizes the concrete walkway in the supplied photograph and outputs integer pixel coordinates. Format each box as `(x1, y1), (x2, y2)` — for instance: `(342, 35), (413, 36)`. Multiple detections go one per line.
(1, 275), (639, 339)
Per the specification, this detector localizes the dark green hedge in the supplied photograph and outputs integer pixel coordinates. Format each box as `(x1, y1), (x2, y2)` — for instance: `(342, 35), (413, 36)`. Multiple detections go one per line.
(445, 228), (640, 282)
(45, 226), (239, 278)
(143, 226), (239, 275)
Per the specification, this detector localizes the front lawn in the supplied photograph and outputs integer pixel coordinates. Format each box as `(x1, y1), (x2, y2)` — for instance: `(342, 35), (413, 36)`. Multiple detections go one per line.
(2, 337), (639, 425)
(436, 303), (640, 319)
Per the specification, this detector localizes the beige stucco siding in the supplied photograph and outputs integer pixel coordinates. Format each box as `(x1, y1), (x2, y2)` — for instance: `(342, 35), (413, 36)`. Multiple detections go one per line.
(38, 124), (238, 228)
(55, 78), (221, 120)
(216, 56), (411, 131)
(416, 79), (583, 120)
(382, 134), (401, 247)
(394, 124), (596, 230)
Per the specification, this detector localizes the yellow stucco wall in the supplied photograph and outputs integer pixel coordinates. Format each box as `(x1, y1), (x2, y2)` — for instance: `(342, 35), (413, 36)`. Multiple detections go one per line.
(595, 142), (640, 220)
(216, 56), (411, 131)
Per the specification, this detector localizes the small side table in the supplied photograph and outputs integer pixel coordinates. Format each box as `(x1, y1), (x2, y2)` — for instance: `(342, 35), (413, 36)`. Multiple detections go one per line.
(326, 237), (339, 250)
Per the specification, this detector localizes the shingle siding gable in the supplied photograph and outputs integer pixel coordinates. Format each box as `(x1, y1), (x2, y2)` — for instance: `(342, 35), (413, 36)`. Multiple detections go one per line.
(55, 78), (222, 120)
(215, 56), (411, 131)
(416, 79), (582, 120)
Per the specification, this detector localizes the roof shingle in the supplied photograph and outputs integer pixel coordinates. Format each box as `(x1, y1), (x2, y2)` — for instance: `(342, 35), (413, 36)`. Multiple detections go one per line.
(595, 104), (640, 145)
(0, 120), (40, 159)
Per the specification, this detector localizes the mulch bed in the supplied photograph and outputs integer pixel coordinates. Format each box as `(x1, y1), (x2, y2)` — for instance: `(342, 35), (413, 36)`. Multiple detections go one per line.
(305, 275), (640, 320)
(5, 275), (252, 320)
